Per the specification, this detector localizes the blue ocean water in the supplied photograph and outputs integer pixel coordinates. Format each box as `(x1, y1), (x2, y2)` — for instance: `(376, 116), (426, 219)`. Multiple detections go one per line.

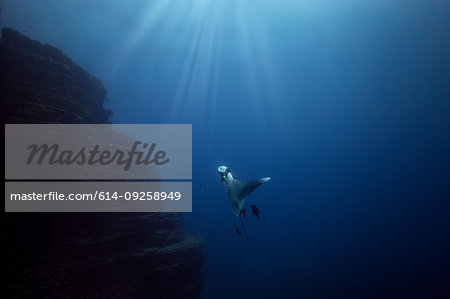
(2, 0), (449, 297)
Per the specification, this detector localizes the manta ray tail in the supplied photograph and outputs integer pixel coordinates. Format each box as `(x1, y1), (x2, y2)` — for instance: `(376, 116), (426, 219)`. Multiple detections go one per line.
(239, 217), (251, 247)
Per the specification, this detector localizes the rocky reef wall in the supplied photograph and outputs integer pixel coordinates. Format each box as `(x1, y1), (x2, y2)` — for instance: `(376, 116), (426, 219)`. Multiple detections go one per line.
(1, 28), (204, 298)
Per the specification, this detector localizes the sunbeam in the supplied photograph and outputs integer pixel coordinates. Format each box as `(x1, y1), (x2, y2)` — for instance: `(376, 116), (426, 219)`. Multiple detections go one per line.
(111, 0), (175, 77)
(109, 0), (285, 132)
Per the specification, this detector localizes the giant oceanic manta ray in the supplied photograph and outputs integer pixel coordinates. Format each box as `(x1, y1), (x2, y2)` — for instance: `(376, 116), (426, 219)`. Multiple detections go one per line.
(218, 165), (270, 218)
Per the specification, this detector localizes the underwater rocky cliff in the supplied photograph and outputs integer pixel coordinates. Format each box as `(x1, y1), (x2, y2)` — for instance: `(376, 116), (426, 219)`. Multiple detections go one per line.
(1, 27), (204, 298)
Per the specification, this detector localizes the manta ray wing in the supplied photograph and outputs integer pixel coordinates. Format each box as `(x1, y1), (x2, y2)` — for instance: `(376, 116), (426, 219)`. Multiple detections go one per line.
(231, 177), (270, 217)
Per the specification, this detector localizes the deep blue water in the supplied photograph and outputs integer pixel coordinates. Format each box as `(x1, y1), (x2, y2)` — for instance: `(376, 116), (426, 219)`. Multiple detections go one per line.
(2, 0), (450, 297)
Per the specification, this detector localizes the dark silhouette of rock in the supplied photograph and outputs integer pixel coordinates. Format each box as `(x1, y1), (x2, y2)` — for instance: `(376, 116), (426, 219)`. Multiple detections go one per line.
(0, 27), (112, 123)
(1, 27), (204, 298)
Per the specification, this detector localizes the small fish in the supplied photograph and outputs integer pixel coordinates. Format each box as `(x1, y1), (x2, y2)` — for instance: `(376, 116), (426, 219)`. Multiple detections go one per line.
(251, 204), (260, 219)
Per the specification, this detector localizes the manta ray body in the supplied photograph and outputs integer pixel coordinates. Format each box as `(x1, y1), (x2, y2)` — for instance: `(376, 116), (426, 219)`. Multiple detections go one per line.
(218, 165), (270, 218)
